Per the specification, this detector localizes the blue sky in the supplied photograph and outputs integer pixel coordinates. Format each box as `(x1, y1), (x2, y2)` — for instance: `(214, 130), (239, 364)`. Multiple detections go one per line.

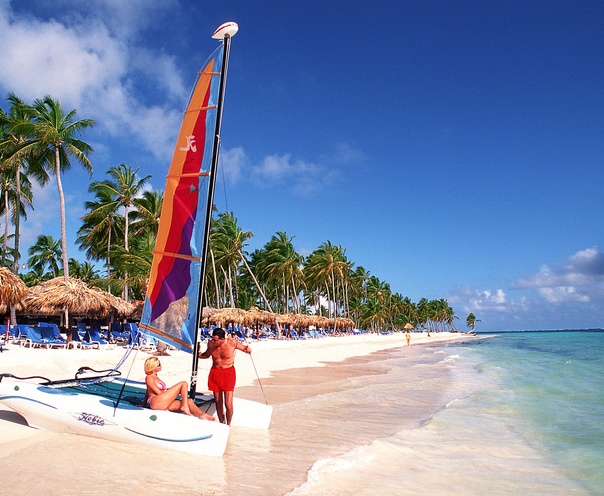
(1, 0), (603, 331)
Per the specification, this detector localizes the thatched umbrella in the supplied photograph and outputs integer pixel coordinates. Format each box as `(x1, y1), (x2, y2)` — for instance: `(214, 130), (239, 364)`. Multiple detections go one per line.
(90, 287), (136, 318)
(201, 306), (219, 326)
(209, 307), (247, 328)
(129, 300), (144, 321)
(0, 267), (27, 313)
(244, 306), (277, 327)
(404, 323), (414, 330)
(290, 313), (313, 329)
(22, 277), (111, 318)
(314, 315), (330, 329)
(335, 317), (355, 330)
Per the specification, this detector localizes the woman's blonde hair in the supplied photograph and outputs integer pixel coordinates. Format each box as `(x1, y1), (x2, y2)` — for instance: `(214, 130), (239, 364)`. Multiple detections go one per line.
(144, 356), (161, 375)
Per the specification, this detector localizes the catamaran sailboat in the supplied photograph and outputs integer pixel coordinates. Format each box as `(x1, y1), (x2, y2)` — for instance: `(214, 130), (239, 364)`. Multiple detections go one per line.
(0, 22), (272, 457)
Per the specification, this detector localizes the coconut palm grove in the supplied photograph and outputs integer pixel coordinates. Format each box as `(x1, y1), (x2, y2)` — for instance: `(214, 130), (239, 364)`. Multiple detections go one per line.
(1, 94), (467, 333)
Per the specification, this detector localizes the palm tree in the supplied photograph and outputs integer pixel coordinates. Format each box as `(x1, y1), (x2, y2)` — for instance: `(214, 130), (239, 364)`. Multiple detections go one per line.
(211, 211), (253, 307)
(261, 231), (304, 313)
(0, 162), (33, 267)
(87, 164), (150, 299)
(27, 234), (62, 278)
(0, 93), (44, 273)
(111, 229), (154, 300)
(28, 96), (95, 279)
(77, 186), (124, 278)
(304, 241), (352, 325)
(89, 164), (151, 254)
(466, 313), (480, 333)
(131, 190), (163, 238)
(68, 258), (100, 284)
(20, 263), (48, 287)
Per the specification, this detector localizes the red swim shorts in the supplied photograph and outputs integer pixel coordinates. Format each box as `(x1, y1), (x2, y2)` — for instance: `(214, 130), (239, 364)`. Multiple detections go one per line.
(208, 366), (236, 393)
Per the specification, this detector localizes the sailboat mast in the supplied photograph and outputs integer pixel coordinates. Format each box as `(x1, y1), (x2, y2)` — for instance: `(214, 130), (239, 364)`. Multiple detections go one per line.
(189, 26), (236, 398)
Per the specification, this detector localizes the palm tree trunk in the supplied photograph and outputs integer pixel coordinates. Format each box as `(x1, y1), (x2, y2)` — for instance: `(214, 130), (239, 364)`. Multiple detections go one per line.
(2, 196), (8, 265)
(238, 249), (273, 311)
(14, 162), (21, 273)
(54, 147), (70, 327)
(55, 147), (69, 280)
(106, 226), (111, 279)
(227, 264), (235, 307)
(122, 204), (129, 301)
(210, 248), (220, 308)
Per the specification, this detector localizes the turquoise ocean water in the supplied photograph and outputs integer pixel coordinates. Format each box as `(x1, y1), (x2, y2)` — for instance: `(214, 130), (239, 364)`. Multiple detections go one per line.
(273, 331), (604, 495)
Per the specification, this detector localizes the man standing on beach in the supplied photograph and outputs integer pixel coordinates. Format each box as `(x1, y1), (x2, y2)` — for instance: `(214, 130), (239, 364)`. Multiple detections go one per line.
(198, 327), (251, 425)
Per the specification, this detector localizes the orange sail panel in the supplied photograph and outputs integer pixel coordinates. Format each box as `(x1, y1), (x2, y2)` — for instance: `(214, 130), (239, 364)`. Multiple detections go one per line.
(139, 45), (223, 351)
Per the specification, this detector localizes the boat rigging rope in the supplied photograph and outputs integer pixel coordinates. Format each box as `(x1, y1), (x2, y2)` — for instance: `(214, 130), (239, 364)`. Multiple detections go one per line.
(249, 353), (268, 405)
(112, 333), (143, 416)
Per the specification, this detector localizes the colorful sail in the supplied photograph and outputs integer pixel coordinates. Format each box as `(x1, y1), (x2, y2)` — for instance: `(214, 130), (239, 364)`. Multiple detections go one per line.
(139, 44), (224, 352)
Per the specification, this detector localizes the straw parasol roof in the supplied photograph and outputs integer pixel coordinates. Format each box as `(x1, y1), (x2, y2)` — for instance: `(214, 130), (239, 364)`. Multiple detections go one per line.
(335, 317), (355, 329)
(208, 307), (247, 326)
(404, 323), (414, 330)
(22, 277), (118, 318)
(314, 315), (330, 328)
(244, 306), (277, 327)
(201, 306), (219, 324)
(89, 287), (136, 318)
(0, 267), (28, 313)
(276, 313), (293, 327)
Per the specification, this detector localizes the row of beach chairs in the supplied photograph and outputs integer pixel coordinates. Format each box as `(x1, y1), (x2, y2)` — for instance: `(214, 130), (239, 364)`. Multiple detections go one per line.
(4, 321), (152, 350)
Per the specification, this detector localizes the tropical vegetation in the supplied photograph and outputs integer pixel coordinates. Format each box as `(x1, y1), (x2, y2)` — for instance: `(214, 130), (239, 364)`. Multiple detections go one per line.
(0, 93), (459, 332)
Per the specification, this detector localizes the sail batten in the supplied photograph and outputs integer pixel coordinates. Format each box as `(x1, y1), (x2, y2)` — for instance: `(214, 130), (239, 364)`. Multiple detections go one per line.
(139, 42), (227, 352)
(184, 105), (218, 114)
(165, 172), (211, 179)
(151, 251), (204, 263)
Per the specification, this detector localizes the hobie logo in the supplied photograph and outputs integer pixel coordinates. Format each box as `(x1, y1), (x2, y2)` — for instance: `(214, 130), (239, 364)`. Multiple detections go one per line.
(78, 412), (105, 426)
(180, 135), (197, 153)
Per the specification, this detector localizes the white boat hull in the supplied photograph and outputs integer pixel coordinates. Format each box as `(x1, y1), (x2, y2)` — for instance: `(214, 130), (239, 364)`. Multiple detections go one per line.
(0, 379), (232, 456)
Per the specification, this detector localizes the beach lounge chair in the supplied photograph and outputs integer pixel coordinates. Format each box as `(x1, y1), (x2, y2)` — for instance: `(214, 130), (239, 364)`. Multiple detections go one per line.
(69, 323), (99, 349)
(109, 322), (130, 342)
(84, 327), (107, 346)
(6, 325), (19, 343)
(39, 323), (67, 343)
(123, 322), (141, 346)
(38, 324), (67, 348)
(19, 325), (52, 348)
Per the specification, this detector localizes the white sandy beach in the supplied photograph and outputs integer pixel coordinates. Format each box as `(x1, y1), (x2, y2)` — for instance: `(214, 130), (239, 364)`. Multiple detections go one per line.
(0, 331), (477, 495)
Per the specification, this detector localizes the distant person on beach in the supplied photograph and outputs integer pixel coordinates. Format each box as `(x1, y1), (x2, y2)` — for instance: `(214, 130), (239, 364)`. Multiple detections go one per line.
(198, 327), (252, 425)
(143, 356), (214, 420)
(405, 330), (411, 346)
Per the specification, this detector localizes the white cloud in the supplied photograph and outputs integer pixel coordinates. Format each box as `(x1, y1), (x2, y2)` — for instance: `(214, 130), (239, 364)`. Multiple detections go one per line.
(538, 286), (590, 304)
(322, 142), (366, 165)
(220, 146), (248, 184)
(448, 247), (604, 330)
(450, 286), (511, 313)
(567, 246), (604, 276)
(511, 246), (604, 304)
(217, 147), (347, 196)
(0, 2), (187, 162)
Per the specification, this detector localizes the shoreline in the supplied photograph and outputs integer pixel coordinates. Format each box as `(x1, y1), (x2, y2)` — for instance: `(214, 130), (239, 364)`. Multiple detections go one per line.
(0, 331), (482, 495)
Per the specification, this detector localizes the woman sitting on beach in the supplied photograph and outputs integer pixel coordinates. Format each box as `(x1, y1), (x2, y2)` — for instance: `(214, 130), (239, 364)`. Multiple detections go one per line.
(143, 356), (214, 421)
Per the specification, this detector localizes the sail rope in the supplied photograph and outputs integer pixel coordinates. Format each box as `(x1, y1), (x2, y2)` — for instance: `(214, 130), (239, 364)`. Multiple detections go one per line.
(248, 353), (268, 405)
